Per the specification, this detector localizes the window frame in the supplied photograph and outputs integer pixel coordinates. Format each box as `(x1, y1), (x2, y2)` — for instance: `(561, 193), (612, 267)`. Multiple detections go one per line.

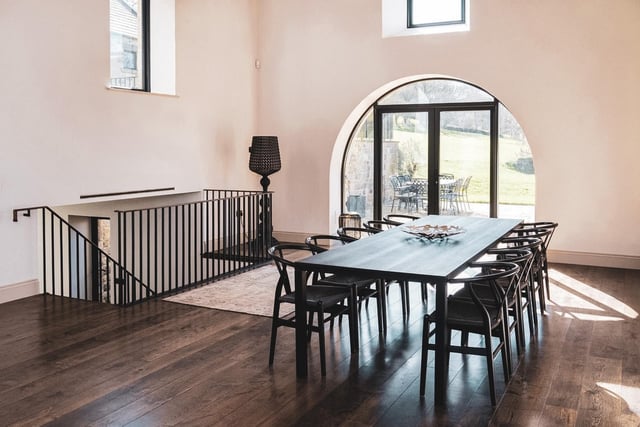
(371, 101), (498, 219)
(110, 0), (151, 92)
(141, 0), (150, 92)
(407, 0), (466, 29)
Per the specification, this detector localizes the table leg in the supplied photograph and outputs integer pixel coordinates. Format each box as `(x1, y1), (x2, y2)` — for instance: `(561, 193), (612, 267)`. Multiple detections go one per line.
(349, 285), (359, 352)
(434, 280), (449, 405)
(377, 279), (387, 336)
(295, 268), (308, 378)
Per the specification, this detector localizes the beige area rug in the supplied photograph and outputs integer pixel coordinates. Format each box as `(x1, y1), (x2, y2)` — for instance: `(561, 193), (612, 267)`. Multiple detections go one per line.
(164, 264), (284, 317)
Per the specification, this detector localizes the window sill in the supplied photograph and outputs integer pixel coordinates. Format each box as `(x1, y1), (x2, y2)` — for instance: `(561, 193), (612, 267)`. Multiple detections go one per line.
(384, 22), (469, 38)
(105, 86), (179, 98)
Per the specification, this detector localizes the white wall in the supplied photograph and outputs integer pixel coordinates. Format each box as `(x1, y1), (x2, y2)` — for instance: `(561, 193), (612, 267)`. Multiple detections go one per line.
(257, 0), (640, 266)
(150, 0), (177, 95)
(0, 0), (260, 292)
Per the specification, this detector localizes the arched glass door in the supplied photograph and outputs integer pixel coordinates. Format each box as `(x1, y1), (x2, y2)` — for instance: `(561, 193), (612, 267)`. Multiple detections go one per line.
(342, 79), (535, 222)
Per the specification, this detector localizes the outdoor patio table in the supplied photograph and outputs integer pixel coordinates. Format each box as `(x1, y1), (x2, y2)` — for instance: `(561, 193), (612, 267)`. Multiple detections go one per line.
(293, 215), (522, 405)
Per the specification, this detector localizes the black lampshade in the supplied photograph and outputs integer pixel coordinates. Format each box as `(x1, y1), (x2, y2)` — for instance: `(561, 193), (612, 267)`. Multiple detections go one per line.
(249, 136), (281, 176)
(249, 136), (281, 192)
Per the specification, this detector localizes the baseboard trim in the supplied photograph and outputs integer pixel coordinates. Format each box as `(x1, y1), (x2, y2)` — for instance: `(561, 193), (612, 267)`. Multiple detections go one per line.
(0, 279), (40, 304)
(548, 250), (640, 270)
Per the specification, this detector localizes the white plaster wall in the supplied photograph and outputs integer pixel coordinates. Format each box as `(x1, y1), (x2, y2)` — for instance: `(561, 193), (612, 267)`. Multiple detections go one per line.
(150, 0), (177, 95)
(0, 0), (260, 289)
(257, 0), (640, 260)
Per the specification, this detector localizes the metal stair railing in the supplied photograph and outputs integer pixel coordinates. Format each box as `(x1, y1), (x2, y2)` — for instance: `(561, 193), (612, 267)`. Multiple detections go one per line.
(13, 206), (152, 306)
(115, 189), (273, 299)
(13, 190), (273, 305)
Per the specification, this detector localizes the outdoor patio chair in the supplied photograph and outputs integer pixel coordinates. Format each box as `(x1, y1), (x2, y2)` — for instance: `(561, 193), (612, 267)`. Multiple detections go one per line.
(460, 176), (472, 212)
(390, 175), (415, 212)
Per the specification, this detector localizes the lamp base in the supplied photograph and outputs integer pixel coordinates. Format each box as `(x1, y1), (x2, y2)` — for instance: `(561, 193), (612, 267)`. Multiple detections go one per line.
(260, 175), (271, 193)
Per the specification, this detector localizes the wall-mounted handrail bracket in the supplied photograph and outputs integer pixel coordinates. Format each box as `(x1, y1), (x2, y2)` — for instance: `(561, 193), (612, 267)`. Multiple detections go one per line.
(13, 206), (45, 222)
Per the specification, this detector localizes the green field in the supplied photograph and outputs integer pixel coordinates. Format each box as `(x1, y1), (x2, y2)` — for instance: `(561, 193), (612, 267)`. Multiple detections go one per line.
(396, 129), (535, 206)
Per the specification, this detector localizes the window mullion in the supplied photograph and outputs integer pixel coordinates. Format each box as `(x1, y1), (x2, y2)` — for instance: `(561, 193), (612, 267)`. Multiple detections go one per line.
(142, 0), (151, 92)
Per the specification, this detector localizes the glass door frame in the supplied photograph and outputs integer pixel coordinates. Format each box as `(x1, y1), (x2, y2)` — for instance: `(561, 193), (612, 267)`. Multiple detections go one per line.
(373, 100), (500, 219)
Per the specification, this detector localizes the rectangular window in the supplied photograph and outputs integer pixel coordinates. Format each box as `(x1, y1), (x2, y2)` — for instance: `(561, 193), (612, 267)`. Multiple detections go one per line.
(407, 0), (465, 28)
(110, 0), (150, 91)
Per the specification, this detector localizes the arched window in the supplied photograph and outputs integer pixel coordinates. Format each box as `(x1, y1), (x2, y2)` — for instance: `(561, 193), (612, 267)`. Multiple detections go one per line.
(342, 78), (534, 221)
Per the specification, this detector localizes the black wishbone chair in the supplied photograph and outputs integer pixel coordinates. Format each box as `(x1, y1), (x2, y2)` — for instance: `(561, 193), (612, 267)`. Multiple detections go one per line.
(305, 234), (385, 337)
(338, 224), (413, 318)
(450, 248), (533, 365)
(420, 261), (520, 406)
(498, 236), (543, 336)
(513, 221), (558, 300)
(268, 243), (358, 376)
(504, 227), (550, 316)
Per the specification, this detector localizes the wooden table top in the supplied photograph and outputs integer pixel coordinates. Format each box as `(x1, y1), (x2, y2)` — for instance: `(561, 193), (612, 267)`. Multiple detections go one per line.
(296, 216), (522, 283)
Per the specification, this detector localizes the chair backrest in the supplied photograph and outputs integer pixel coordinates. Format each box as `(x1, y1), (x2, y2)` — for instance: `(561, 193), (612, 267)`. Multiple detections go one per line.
(337, 226), (381, 239)
(305, 234), (355, 254)
(364, 220), (395, 231)
(499, 235), (544, 279)
(413, 179), (428, 196)
(269, 243), (314, 295)
(515, 222), (558, 252)
(390, 176), (401, 191)
(383, 213), (419, 225)
(453, 177), (465, 193)
(398, 175), (411, 185)
(485, 247), (533, 299)
(486, 247), (532, 268)
(450, 261), (520, 320)
(462, 176), (472, 191)
(507, 228), (550, 254)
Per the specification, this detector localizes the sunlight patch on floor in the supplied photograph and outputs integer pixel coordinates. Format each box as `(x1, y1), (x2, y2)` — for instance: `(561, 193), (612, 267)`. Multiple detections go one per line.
(547, 269), (638, 320)
(597, 383), (640, 415)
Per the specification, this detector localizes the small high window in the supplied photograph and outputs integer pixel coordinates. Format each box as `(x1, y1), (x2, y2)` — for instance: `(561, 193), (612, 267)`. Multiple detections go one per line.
(383, 0), (469, 38)
(109, 0), (176, 95)
(407, 0), (466, 28)
(110, 0), (149, 91)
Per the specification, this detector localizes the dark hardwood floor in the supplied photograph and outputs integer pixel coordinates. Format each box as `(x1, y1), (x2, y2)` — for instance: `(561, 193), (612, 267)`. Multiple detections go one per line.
(0, 264), (638, 426)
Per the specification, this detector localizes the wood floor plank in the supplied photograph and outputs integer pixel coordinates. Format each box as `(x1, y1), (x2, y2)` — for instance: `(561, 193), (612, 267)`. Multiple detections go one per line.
(575, 364), (622, 426)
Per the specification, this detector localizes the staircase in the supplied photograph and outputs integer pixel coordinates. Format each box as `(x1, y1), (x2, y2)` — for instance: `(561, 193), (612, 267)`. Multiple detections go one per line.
(13, 189), (273, 305)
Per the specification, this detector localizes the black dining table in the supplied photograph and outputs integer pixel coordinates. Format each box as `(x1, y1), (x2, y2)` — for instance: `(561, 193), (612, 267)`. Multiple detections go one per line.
(293, 215), (522, 404)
